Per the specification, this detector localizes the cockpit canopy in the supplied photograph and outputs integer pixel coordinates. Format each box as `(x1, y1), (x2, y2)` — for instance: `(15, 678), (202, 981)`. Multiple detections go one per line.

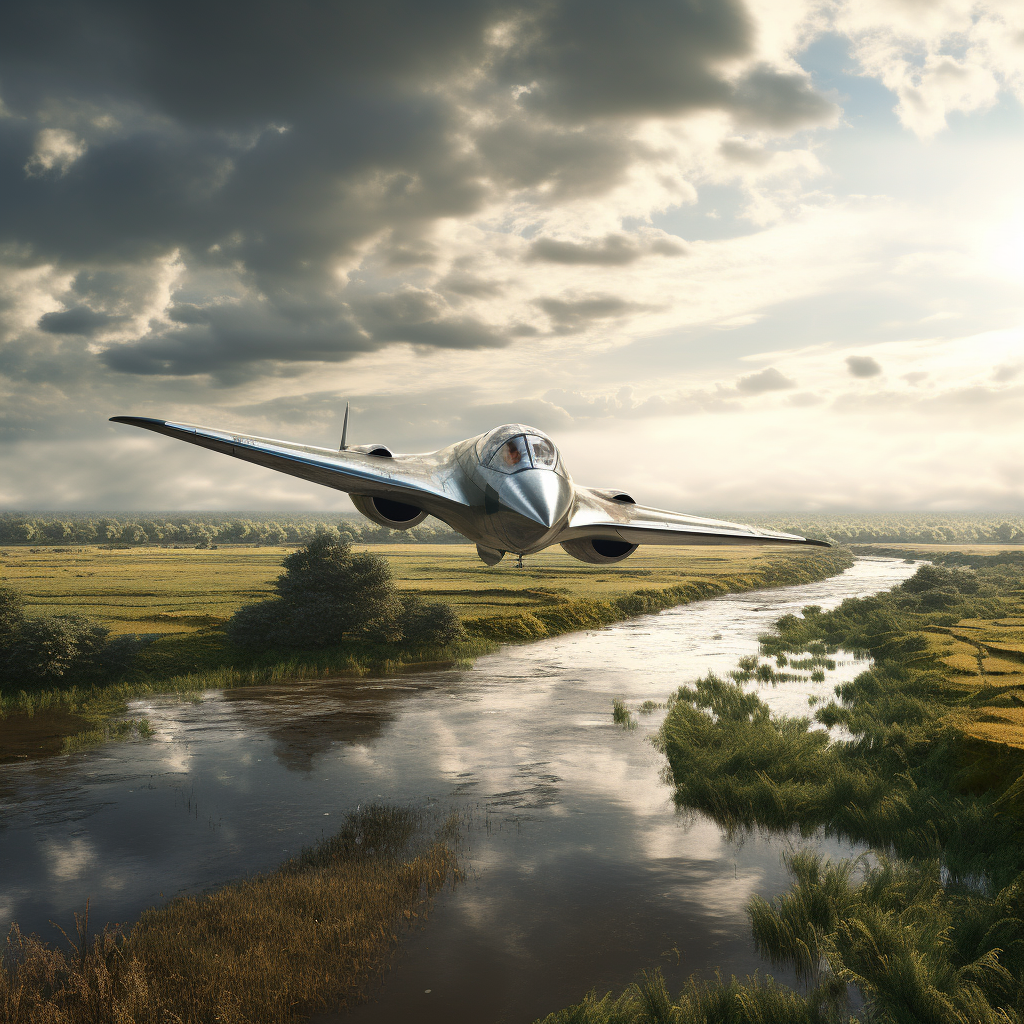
(477, 424), (559, 474)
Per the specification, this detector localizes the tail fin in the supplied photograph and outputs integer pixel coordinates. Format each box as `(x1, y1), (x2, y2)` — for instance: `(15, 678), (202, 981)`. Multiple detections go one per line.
(339, 401), (350, 451)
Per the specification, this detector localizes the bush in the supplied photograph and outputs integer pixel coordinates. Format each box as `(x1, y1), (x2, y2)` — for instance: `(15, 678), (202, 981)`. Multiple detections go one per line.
(227, 530), (462, 651)
(0, 585), (24, 647)
(901, 564), (979, 595)
(400, 597), (467, 647)
(3, 614), (110, 685)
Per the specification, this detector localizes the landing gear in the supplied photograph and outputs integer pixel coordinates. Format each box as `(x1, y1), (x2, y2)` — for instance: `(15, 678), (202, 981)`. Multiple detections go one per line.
(514, 553), (525, 568)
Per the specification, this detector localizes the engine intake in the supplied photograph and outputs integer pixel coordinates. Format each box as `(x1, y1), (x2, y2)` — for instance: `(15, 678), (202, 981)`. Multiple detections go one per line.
(348, 444), (394, 457)
(592, 489), (636, 504)
(561, 538), (638, 564)
(350, 494), (428, 530)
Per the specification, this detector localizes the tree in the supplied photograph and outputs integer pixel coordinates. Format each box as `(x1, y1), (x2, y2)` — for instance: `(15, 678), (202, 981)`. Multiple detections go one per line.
(3, 615), (110, 684)
(0, 586), (25, 648)
(228, 529), (404, 650)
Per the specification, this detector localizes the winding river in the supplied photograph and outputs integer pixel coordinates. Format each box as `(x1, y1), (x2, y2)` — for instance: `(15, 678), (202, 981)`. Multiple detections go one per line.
(0, 556), (920, 1022)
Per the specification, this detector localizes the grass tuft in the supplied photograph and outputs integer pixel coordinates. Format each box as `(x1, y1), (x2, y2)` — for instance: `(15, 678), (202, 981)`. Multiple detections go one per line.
(0, 804), (460, 1023)
(612, 698), (637, 730)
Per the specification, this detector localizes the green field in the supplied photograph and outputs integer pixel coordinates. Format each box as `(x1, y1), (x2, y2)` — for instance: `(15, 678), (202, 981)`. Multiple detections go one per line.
(0, 543), (840, 635)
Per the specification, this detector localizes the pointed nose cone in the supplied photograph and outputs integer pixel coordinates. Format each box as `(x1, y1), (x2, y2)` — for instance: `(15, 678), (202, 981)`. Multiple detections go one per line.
(499, 471), (572, 529)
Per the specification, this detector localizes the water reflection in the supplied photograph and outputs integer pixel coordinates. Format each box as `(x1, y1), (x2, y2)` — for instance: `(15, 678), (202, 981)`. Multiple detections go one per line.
(0, 558), (921, 1023)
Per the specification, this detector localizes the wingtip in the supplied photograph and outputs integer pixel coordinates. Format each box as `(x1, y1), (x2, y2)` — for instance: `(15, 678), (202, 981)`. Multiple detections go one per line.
(805, 537), (832, 548)
(110, 415), (167, 426)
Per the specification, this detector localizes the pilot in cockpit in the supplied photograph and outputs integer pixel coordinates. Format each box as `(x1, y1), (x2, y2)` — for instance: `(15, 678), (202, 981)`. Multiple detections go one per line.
(501, 440), (523, 467)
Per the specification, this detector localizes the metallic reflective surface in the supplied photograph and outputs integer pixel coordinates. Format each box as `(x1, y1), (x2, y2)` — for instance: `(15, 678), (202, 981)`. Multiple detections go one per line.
(111, 416), (828, 563)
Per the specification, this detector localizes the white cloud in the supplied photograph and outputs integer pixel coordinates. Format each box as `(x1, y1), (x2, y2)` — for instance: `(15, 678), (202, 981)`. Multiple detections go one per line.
(25, 128), (87, 176)
(837, 0), (1024, 137)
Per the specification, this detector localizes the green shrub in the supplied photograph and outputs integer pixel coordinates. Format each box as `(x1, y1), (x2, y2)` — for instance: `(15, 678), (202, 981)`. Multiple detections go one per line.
(400, 597), (467, 647)
(0, 585), (24, 647)
(467, 612), (548, 642)
(3, 615), (110, 685)
(227, 529), (411, 650)
(901, 564), (980, 595)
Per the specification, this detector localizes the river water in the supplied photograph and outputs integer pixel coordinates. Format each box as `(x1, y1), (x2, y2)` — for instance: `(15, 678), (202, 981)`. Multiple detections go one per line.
(0, 556), (920, 1022)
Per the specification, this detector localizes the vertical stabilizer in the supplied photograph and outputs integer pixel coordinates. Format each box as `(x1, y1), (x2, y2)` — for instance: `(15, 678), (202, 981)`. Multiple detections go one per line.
(339, 402), (350, 450)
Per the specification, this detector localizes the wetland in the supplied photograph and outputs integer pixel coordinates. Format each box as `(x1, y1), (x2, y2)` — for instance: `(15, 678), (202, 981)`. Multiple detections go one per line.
(2, 553), (922, 1022)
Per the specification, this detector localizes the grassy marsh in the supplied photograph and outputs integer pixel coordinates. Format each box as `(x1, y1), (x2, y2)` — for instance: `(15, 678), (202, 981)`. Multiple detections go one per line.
(1, 544), (853, 759)
(0, 805), (460, 1023)
(0, 542), (853, 634)
(538, 551), (1024, 1022)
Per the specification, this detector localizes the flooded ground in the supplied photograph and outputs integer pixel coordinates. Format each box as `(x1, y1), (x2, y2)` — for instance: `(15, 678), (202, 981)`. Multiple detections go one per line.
(0, 557), (920, 1023)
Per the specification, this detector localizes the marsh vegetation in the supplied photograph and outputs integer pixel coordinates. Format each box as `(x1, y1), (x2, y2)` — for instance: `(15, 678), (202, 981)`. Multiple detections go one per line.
(0, 805), (460, 1023)
(540, 551), (1024, 1023)
(1, 541), (853, 759)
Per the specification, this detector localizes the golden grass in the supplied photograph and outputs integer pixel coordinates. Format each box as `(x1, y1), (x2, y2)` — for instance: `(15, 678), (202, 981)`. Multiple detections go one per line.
(982, 654), (1024, 675)
(0, 543), (837, 635)
(952, 707), (1024, 749)
(941, 652), (983, 674)
(0, 806), (459, 1023)
(929, 611), (1024, 748)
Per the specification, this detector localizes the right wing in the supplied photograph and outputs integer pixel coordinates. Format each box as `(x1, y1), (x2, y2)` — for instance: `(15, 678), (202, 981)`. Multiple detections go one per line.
(560, 485), (829, 548)
(109, 417), (471, 516)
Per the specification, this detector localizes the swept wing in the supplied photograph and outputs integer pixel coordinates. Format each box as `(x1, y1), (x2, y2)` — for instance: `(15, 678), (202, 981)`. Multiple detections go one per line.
(109, 417), (470, 517)
(562, 486), (829, 548)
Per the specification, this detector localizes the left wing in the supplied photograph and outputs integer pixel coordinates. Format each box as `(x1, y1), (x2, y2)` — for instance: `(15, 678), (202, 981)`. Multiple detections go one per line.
(109, 416), (471, 517)
(560, 486), (829, 548)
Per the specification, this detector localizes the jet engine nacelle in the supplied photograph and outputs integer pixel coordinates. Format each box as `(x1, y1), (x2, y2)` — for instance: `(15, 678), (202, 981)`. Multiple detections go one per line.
(560, 538), (638, 564)
(350, 494), (428, 530)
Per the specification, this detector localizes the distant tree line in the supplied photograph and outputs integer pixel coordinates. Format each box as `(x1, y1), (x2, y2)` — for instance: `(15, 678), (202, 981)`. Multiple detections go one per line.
(709, 512), (1024, 547)
(0, 512), (463, 547)
(1, 511), (1022, 548)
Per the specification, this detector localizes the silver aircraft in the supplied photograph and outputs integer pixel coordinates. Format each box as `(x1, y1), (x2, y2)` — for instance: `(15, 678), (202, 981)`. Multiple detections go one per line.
(110, 409), (828, 565)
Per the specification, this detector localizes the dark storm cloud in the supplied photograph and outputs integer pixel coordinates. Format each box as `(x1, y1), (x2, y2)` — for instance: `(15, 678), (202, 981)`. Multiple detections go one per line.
(526, 234), (685, 265)
(0, 1), (496, 124)
(350, 290), (511, 349)
(100, 302), (374, 384)
(536, 294), (659, 334)
(528, 235), (642, 265)
(37, 307), (128, 335)
(731, 66), (837, 129)
(846, 355), (883, 378)
(735, 366), (796, 393)
(494, 0), (750, 120)
(474, 118), (635, 198)
(0, 0), (835, 382)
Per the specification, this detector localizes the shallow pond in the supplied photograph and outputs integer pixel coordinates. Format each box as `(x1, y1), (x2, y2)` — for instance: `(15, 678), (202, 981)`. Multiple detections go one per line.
(0, 556), (921, 1022)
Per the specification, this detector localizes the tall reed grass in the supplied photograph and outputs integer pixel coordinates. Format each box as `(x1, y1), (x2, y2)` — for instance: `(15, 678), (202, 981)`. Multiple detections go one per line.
(538, 554), (1024, 1023)
(0, 805), (460, 1023)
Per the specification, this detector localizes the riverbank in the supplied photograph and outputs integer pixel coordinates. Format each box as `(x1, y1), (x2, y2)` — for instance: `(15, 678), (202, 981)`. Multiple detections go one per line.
(1, 545), (853, 759)
(539, 549), (1024, 1022)
(1, 805), (460, 1023)
(1, 553), (920, 1023)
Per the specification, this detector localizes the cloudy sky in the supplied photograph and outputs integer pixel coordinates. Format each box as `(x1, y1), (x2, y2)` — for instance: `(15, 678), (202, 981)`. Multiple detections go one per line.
(1, 0), (1021, 512)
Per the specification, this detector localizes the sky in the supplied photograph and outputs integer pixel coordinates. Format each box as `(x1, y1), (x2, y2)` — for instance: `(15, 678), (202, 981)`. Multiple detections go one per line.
(0, 0), (1021, 513)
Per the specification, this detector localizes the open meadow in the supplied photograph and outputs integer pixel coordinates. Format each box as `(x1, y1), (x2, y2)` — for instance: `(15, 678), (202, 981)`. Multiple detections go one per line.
(0, 542), (842, 634)
(0, 541), (852, 759)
